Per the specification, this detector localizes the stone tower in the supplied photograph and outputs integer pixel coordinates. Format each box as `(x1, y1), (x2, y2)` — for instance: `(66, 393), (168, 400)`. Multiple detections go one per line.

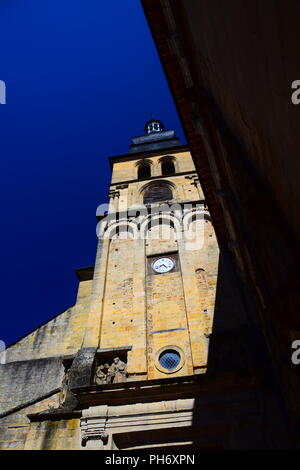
(84, 118), (218, 384)
(0, 121), (288, 450)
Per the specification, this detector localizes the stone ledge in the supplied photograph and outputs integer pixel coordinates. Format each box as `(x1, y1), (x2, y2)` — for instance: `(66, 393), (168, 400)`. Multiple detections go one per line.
(75, 266), (94, 282)
(74, 368), (268, 408)
(27, 408), (82, 422)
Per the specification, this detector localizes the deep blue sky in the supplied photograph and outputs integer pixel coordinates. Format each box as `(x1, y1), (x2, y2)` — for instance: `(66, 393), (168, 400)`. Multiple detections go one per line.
(0, 1), (185, 347)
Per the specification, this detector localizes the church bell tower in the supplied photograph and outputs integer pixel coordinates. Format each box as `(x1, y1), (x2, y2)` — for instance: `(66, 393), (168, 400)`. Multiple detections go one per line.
(62, 120), (223, 449)
(84, 119), (218, 386)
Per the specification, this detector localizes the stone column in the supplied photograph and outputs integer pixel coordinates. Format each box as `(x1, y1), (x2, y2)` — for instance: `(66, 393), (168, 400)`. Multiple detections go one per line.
(116, 184), (129, 212)
(193, 176), (204, 200)
(108, 190), (120, 213)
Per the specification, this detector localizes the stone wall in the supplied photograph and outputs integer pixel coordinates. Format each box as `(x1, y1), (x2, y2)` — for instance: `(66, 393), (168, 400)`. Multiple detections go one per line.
(0, 357), (63, 415)
(0, 393), (61, 450)
(5, 278), (93, 362)
(0, 278), (92, 427)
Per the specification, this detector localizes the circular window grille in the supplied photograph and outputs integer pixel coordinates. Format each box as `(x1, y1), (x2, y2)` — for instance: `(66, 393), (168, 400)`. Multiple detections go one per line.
(159, 350), (181, 371)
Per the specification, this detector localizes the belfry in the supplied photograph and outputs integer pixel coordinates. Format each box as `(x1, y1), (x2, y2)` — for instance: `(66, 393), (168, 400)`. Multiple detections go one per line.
(0, 121), (290, 449)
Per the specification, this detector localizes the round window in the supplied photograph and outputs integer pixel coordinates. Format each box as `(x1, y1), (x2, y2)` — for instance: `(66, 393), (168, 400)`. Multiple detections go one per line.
(158, 350), (181, 371)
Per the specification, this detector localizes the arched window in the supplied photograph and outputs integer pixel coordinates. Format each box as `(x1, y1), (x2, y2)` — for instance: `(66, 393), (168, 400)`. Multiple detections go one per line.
(160, 156), (176, 176)
(137, 160), (151, 179)
(143, 182), (173, 204)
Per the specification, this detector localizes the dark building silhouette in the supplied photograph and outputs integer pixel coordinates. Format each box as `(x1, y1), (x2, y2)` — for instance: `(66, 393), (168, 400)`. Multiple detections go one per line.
(142, 0), (300, 448)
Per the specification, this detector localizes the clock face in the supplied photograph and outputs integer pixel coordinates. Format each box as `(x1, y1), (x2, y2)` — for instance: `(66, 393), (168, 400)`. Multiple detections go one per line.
(152, 257), (175, 274)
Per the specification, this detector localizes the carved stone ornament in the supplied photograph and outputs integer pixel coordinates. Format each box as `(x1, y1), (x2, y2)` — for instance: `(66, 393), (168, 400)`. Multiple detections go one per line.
(95, 357), (127, 385)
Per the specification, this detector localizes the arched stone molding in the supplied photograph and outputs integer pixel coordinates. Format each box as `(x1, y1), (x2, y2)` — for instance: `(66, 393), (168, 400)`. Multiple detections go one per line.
(182, 208), (211, 251)
(182, 207), (211, 232)
(102, 220), (139, 240)
(140, 213), (182, 241)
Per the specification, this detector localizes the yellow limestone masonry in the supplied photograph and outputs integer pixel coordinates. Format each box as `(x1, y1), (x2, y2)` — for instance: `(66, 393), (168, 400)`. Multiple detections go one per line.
(0, 148), (220, 450)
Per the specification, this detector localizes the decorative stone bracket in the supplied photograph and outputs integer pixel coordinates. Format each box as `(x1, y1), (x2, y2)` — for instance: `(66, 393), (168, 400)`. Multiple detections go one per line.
(81, 405), (109, 448)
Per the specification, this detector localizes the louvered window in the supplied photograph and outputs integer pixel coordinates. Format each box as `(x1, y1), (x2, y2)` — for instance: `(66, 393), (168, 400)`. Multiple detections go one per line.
(143, 184), (172, 204)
